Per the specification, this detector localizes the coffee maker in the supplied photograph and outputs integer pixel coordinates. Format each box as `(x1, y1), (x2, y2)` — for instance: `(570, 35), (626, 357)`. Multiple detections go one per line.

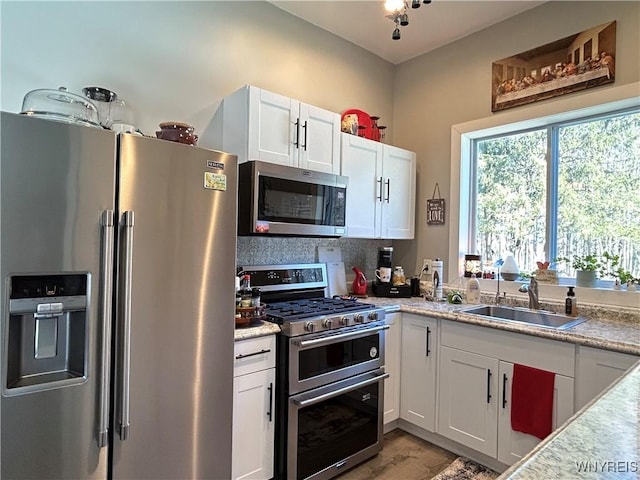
(372, 246), (411, 297)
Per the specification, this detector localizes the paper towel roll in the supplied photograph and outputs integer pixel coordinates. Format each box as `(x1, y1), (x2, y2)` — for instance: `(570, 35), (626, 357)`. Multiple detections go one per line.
(432, 259), (444, 301)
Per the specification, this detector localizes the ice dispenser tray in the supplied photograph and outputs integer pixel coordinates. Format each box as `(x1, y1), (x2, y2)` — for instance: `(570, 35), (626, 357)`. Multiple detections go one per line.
(4, 273), (90, 395)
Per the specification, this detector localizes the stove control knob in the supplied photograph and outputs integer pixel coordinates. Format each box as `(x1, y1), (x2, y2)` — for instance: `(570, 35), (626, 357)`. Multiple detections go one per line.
(305, 321), (316, 333)
(354, 314), (364, 323)
(368, 311), (379, 321)
(322, 318), (333, 329)
(339, 316), (349, 326)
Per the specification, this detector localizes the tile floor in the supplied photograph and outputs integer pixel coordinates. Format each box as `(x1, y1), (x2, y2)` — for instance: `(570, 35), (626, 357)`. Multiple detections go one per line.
(337, 429), (459, 480)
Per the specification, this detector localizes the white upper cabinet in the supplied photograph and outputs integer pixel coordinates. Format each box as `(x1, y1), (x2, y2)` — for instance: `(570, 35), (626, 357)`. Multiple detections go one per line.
(222, 85), (340, 174)
(381, 144), (416, 239)
(341, 133), (416, 239)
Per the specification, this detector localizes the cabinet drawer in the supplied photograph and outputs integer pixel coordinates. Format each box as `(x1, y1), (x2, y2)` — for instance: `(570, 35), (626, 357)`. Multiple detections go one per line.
(441, 320), (575, 377)
(234, 335), (276, 377)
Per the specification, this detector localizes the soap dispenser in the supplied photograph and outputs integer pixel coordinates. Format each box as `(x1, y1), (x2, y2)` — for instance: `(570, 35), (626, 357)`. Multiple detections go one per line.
(466, 274), (481, 304)
(565, 286), (577, 317)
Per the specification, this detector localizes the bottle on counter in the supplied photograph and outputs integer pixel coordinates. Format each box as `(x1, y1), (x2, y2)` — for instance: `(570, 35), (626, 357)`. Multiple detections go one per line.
(251, 287), (261, 307)
(240, 274), (252, 307)
(392, 266), (406, 286)
(565, 286), (577, 317)
(235, 275), (242, 307)
(466, 274), (481, 304)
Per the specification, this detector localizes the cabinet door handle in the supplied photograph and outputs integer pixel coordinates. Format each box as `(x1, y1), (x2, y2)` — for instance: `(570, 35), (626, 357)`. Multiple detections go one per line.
(235, 348), (271, 360)
(302, 121), (308, 151)
(294, 118), (300, 148)
(502, 374), (508, 409)
(267, 382), (273, 422)
(486, 369), (492, 404)
(376, 177), (383, 202)
(425, 327), (431, 357)
(385, 179), (390, 203)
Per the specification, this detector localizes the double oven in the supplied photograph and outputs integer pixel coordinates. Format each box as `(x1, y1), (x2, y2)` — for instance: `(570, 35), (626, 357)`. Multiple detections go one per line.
(241, 264), (388, 480)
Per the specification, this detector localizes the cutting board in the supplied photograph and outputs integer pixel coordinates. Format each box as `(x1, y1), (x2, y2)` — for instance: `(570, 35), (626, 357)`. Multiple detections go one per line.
(326, 261), (348, 297)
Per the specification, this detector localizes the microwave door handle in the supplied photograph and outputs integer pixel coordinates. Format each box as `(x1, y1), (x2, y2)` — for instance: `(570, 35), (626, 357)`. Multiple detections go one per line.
(97, 210), (114, 448)
(117, 211), (135, 441)
(294, 371), (389, 408)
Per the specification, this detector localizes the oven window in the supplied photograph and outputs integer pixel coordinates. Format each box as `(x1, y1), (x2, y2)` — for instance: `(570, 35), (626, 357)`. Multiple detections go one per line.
(296, 382), (380, 480)
(258, 176), (345, 226)
(298, 333), (379, 381)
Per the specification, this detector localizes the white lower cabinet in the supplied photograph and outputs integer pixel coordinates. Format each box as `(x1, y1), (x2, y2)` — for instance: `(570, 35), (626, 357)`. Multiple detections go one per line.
(437, 321), (576, 466)
(438, 346), (499, 456)
(575, 346), (639, 410)
(232, 336), (276, 480)
(400, 314), (438, 431)
(383, 312), (402, 425)
(496, 361), (574, 465)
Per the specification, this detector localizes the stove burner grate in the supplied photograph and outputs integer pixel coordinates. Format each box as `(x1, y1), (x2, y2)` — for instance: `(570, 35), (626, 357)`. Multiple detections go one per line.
(265, 298), (375, 323)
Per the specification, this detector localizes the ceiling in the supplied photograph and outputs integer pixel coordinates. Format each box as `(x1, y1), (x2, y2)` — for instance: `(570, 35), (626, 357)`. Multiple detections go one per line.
(271, 1), (547, 65)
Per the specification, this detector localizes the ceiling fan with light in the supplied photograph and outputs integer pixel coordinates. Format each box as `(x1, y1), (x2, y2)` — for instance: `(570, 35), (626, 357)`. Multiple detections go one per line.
(385, 0), (432, 40)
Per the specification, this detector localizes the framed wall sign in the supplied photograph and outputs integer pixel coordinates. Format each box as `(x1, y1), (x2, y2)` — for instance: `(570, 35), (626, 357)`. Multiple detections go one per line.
(427, 183), (445, 225)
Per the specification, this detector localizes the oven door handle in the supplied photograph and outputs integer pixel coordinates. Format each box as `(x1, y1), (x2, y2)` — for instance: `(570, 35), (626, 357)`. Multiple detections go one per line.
(293, 371), (389, 408)
(296, 324), (389, 348)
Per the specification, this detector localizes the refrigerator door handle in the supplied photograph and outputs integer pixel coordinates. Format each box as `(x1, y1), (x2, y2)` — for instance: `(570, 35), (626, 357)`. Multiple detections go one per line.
(97, 210), (115, 448)
(118, 210), (135, 441)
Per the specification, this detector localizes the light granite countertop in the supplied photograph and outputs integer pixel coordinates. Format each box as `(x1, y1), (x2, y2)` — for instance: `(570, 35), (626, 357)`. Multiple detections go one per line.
(500, 360), (640, 479)
(234, 320), (280, 341)
(369, 296), (640, 355)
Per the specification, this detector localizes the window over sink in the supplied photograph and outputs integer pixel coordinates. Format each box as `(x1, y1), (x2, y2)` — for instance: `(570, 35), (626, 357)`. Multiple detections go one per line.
(471, 108), (640, 281)
(449, 81), (640, 303)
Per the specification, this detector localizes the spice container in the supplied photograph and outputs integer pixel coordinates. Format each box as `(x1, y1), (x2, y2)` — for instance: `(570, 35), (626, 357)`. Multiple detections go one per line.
(240, 275), (252, 307)
(392, 266), (406, 286)
(251, 288), (261, 307)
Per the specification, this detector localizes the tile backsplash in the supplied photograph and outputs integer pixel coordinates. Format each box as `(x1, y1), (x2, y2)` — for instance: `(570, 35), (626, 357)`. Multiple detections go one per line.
(237, 236), (390, 281)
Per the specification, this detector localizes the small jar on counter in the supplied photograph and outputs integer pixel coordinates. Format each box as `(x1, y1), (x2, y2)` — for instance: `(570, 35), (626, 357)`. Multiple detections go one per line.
(251, 287), (261, 307)
(392, 266), (406, 286)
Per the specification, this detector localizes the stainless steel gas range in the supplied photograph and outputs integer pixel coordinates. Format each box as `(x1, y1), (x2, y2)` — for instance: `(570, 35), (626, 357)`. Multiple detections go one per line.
(240, 263), (388, 480)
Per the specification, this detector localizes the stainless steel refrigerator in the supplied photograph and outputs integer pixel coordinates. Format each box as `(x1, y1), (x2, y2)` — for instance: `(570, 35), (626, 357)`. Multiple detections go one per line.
(0, 111), (237, 479)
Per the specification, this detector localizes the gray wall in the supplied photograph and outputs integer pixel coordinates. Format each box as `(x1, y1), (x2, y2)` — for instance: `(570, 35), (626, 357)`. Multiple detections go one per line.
(0, 1), (394, 145)
(2, 1), (638, 286)
(391, 1), (640, 279)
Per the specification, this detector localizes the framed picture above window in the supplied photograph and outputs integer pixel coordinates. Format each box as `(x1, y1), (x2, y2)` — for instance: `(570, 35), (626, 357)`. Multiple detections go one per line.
(491, 21), (616, 112)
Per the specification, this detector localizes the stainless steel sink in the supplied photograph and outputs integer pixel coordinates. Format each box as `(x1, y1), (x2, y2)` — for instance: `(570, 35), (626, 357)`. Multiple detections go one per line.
(461, 305), (586, 330)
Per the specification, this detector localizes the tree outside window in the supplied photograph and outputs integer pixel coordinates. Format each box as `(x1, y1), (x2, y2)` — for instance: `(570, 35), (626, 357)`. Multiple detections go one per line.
(473, 109), (640, 281)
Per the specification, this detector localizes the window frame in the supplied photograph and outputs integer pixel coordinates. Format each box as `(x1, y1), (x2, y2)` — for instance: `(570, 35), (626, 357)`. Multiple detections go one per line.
(468, 106), (639, 276)
(448, 81), (639, 306)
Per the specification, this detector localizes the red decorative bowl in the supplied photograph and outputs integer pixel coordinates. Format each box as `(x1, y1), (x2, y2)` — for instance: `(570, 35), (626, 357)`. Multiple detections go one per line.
(156, 121), (198, 145)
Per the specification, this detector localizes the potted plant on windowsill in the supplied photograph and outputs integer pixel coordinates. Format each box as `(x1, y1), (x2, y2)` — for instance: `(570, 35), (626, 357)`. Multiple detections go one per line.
(612, 268), (639, 291)
(555, 254), (603, 288)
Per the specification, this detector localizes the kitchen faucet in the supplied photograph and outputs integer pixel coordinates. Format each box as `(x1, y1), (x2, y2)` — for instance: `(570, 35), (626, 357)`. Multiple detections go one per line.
(518, 277), (540, 310)
(495, 267), (505, 304)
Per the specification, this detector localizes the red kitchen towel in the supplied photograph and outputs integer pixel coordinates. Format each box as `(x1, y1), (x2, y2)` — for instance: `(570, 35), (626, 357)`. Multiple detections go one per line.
(511, 363), (555, 440)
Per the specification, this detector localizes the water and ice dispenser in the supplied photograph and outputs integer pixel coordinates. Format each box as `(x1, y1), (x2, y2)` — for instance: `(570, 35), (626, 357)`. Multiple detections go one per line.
(4, 273), (90, 395)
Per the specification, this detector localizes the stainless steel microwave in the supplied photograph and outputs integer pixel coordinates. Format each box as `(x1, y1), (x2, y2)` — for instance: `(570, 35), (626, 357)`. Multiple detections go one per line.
(237, 161), (348, 236)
